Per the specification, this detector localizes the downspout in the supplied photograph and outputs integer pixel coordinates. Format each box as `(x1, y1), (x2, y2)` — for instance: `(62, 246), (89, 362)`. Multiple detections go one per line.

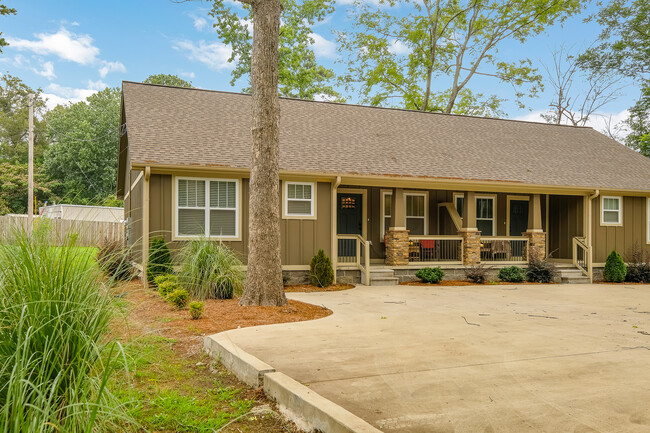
(331, 176), (342, 283)
(142, 166), (151, 286)
(587, 189), (600, 282)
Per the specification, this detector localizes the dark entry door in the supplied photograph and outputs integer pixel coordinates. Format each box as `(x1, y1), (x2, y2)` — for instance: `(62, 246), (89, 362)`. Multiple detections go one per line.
(337, 193), (363, 259)
(509, 200), (529, 236)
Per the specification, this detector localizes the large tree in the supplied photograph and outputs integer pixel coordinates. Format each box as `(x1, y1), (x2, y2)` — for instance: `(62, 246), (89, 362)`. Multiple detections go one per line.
(209, 0), (340, 100)
(338, 0), (583, 116)
(144, 73), (194, 88)
(0, 162), (58, 215)
(0, 1), (16, 53)
(43, 87), (122, 204)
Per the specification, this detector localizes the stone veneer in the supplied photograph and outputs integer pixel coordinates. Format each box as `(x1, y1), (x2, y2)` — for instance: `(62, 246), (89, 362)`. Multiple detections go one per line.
(385, 228), (410, 266)
(459, 229), (481, 265)
(525, 230), (546, 261)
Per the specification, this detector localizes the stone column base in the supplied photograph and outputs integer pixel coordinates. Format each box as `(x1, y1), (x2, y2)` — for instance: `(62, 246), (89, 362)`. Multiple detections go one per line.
(459, 229), (481, 265)
(385, 228), (410, 266)
(525, 230), (546, 261)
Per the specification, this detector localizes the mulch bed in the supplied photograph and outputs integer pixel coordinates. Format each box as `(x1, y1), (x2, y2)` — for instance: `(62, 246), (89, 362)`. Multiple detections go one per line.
(284, 283), (355, 293)
(400, 280), (552, 286)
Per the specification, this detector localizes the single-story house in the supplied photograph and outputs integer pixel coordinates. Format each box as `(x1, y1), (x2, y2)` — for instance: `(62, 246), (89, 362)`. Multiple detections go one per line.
(117, 81), (650, 284)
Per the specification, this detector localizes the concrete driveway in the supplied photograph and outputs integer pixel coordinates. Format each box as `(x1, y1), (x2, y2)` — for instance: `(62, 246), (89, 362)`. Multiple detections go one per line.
(220, 284), (650, 432)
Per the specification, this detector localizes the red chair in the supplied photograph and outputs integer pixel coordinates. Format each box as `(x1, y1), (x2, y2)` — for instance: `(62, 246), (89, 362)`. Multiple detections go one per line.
(420, 239), (436, 261)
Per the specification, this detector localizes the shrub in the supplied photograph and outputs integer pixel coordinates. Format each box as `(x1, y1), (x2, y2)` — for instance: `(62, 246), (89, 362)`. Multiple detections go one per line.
(526, 258), (557, 283)
(498, 266), (526, 282)
(415, 267), (445, 284)
(625, 244), (650, 283)
(603, 250), (626, 282)
(464, 264), (489, 284)
(97, 239), (133, 282)
(178, 238), (244, 300)
(158, 280), (180, 297)
(310, 249), (334, 288)
(147, 237), (173, 284)
(0, 226), (129, 431)
(189, 301), (204, 320)
(154, 273), (177, 288)
(167, 289), (189, 309)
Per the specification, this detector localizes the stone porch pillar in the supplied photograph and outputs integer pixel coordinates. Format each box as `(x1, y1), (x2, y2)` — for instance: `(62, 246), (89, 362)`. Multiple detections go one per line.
(386, 188), (409, 266)
(459, 191), (481, 265)
(525, 194), (546, 261)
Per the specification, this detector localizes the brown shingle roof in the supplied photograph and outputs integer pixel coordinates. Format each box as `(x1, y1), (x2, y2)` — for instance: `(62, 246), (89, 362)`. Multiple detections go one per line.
(121, 81), (650, 192)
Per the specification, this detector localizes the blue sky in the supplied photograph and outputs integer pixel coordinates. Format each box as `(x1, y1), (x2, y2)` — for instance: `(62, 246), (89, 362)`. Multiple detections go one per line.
(0, 0), (639, 131)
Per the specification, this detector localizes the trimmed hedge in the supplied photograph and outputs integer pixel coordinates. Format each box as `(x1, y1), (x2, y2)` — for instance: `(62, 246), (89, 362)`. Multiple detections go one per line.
(415, 267), (444, 284)
(498, 266), (525, 283)
(604, 250), (626, 282)
(310, 249), (334, 288)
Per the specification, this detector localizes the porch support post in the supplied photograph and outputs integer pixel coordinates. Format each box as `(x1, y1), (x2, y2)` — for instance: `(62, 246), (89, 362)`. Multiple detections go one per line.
(386, 188), (409, 266)
(524, 193), (545, 261)
(142, 166), (151, 286)
(459, 191), (480, 265)
(331, 176), (341, 283)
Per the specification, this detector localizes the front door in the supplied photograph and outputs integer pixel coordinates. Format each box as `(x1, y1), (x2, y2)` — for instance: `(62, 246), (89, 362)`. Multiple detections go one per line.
(337, 192), (363, 259)
(509, 199), (529, 236)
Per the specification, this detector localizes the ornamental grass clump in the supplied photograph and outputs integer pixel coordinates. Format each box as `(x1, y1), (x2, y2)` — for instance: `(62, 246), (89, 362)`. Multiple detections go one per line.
(189, 301), (204, 320)
(415, 267), (445, 284)
(97, 239), (133, 283)
(177, 238), (244, 300)
(498, 266), (526, 283)
(604, 250), (626, 282)
(309, 249), (334, 288)
(0, 227), (130, 432)
(147, 237), (173, 284)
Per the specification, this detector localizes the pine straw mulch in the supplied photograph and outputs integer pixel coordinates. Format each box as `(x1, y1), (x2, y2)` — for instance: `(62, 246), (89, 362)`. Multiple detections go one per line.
(284, 283), (355, 293)
(400, 280), (553, 286)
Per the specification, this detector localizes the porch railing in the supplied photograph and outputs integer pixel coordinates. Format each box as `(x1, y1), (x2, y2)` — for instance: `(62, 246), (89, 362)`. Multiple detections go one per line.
(572, 236), (590, 277)
(337, 234), (370, 284)
(479, 237), (528, 263)
(408, 236), (463, 264)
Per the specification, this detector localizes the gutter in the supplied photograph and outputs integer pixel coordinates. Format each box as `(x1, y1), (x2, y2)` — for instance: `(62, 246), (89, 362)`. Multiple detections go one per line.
(586, 189), (600, 282)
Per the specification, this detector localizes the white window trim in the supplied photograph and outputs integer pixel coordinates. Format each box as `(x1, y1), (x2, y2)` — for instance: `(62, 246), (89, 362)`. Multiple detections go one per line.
(601, 195), (622, 226)
(453, 192), (464, 220)
(174, 176), (240, 240)
(381, 190), (392, 240)
(405, 192), (428, 236)
(283, 181), (316, 219)
(476, 195), (496, 237)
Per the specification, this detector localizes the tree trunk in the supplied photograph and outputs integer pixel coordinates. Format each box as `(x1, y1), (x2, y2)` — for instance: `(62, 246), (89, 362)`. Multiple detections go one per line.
(239, 0), (287, 306)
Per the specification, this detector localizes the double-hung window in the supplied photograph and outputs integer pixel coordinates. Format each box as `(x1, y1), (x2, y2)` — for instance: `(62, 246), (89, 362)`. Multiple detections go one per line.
(601, 196), (622, 225)
(284, 182), (315, 217)
(176, 177), (238, 238)
(476, 196), (495, 236)
(405, 193), (426, 235)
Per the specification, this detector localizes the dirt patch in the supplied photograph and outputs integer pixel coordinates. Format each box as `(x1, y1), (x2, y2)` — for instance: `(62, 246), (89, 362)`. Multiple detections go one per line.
(285, 283), (355, 293)
(400, 279), (552, 286)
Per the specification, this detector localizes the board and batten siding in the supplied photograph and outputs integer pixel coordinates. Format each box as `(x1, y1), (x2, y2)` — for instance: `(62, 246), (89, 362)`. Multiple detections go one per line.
(548, 195), (584, 260)
(591, 195), (650, 263)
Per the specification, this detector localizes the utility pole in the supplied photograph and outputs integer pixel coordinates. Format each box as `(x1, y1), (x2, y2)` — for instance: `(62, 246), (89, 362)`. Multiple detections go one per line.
(27, 93), (34, 236)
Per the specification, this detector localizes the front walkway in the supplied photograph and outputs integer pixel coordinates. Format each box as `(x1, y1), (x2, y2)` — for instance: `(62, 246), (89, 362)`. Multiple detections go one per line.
(219, 284), (650, 432)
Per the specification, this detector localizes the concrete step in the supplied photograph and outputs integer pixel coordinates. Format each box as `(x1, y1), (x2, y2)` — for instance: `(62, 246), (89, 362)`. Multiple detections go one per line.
(369, 270), (396, 278)
(559, 270), (586, 277)
(370, 277), (399, 286)
(562, 277), (591, 284)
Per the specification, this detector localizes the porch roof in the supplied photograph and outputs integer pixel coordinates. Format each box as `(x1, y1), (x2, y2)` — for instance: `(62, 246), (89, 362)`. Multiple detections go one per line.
(119, 81), (650, 194)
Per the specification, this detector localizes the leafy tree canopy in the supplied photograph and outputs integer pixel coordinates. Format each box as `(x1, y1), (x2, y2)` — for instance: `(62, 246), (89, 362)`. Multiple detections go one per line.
(209, 0), (341, 100)
(144, 74), (193, 88)
(338, 0), (583, 116)
(0, 1), (17, 53)
(0, 162), (58, 215)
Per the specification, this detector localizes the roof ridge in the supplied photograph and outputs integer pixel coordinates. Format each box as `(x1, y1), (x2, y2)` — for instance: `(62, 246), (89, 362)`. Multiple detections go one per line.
(121, 80), (593, 130)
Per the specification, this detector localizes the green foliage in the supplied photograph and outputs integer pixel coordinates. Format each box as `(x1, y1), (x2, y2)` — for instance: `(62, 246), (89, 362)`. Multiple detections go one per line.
(157, 280), (180, 298)
(625, 83), (650, 156)
(43, 87), (121, 204)
(0, 2), (16, 53)
(603, 250), (626, 283)
(0, 161), (58, 215)
(154, 273), (177, 288)
(415, 267), (445, 284)
(337, 0), (582, 115)
(498, 266), (526, 282)
(464, 264), (489, 284)
(625, 244), (650, 282)
(526, 258), (557, 283)
(209, 0), (341, 100)
(177, 238), (245, 300)
(143, 74), (193, 88)
(0, 226), (130, 431)
(166, 289), (189, 310)
(309, 249), (334, 287)
(189, 301), (205, 320)
(147, 237), (173, 284)
(97, 239), (133, 282)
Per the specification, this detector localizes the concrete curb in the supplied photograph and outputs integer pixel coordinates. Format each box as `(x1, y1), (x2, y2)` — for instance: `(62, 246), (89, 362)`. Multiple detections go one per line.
(203, 333), (382, 433)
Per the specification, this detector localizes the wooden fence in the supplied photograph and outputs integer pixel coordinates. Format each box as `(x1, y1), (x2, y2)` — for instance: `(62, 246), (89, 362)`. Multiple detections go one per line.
(0, 215), (125, 247)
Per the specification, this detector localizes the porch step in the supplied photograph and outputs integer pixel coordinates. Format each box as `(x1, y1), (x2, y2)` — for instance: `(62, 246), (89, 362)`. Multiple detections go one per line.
(558, 267), (590, 284)
(368, 268), (398, 286)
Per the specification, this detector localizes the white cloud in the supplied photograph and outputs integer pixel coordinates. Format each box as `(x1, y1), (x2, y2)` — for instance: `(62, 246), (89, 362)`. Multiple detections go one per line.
(8, 27), (99, 64)
(180, 71), (196, 79)
(514, 109), (631, 137)
(336, 0), (383, 5)
(310, 33), (337, 59)
(33, 61), (56, 80)
(193, 16), (208, 31)
(173, 40), (232, 71)
(388, 39), (410, 55)
(87, 79), (107, 90)
(42, 83), (100, 110)
(98, 60), (126, 78)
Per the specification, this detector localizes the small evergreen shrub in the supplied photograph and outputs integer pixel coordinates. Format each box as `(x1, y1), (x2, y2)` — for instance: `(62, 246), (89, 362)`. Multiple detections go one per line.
(167, 289), (189, 310)
(158, 280), (180, 297)
(97, 239), (133, 281)
(415, 267), (444, 284)
(603, 250), (626, 282)
(154, 273), (177, 288)
(310, 249), (334, 288)
(526, 258), (557, 283)
(147, 237), (173, 284)
(464, 264), (489, 284)
(498, 266), (526, 283)
(189, 301), (204, 320)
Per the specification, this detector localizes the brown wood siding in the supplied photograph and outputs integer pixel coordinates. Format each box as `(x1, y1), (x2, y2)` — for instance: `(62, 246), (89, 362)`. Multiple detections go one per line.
(127, 170), (143, 262)
(548, 195), (584, 259)
(592, 196), (650, 263)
